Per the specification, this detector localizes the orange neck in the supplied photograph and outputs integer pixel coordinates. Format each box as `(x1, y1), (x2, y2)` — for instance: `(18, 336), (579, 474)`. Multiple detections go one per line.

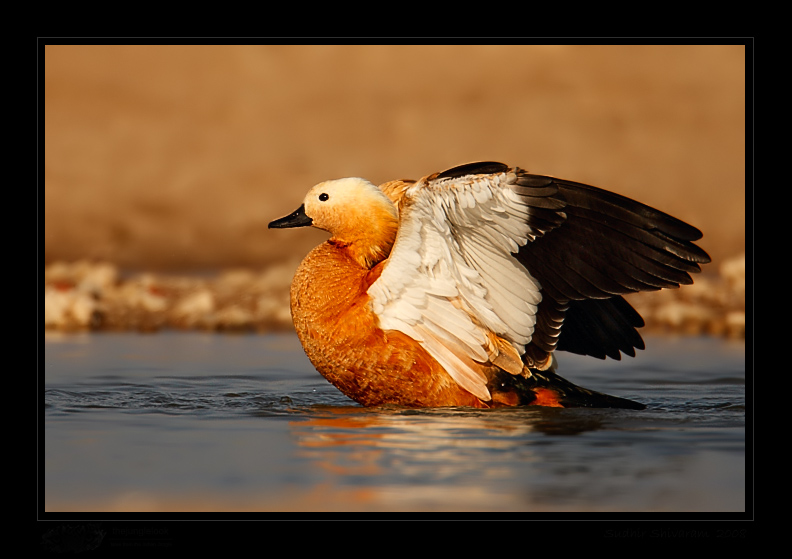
(330, 206), (398, 269)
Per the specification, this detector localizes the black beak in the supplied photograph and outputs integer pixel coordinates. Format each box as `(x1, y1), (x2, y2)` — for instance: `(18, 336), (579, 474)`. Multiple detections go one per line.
(268, 204), (313, 229)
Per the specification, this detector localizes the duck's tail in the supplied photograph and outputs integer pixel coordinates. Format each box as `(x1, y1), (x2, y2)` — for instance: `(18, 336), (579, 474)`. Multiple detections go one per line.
(530, 369), (646, 410)
(489, 367), (646, 410)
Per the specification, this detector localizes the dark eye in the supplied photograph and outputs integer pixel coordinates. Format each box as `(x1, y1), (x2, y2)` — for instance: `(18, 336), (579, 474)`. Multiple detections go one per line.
(319, 193), (329, 202)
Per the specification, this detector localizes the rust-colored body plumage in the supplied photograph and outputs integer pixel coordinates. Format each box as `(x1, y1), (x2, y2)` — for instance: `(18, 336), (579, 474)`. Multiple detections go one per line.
(290, 240), (485, 407)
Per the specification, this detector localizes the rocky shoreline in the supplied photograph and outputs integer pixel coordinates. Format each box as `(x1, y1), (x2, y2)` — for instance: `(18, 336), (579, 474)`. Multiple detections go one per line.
(43, 254), (745, 340)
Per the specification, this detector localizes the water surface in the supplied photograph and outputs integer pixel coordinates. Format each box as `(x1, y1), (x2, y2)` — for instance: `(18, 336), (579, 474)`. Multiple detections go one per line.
(44, 331), (746, 512)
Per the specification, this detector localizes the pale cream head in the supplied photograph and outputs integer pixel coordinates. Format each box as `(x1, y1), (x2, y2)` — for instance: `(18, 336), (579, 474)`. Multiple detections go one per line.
(302, 178), (398, 241)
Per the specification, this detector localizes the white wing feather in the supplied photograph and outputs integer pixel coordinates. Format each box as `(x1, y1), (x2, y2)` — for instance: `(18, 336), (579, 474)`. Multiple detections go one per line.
(368, 171), (543, 400)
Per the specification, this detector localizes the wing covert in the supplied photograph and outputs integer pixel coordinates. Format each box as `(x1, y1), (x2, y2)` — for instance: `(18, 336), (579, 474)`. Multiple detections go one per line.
(368, 164), (561, 399)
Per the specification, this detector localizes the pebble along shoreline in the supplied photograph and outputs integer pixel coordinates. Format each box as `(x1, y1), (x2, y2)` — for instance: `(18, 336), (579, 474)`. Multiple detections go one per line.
(43, 254), (745, 339)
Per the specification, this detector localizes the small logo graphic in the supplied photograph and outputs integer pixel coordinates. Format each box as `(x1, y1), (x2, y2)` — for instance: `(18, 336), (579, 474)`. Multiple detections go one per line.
(41, 523), (106, 553)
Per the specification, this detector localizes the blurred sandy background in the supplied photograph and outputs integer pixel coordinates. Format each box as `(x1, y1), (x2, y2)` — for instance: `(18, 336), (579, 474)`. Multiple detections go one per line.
(45, 44), (744, 271)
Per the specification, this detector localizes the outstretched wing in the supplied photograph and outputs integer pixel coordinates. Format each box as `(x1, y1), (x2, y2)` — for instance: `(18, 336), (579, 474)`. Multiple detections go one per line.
(368, 162), (564, 400)
(513, 173), (710, 361)
(368, 161), (710, 400)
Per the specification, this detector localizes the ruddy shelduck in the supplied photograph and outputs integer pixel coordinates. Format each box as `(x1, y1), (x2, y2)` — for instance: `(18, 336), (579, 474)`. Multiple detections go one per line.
(269, 162), (710, 409)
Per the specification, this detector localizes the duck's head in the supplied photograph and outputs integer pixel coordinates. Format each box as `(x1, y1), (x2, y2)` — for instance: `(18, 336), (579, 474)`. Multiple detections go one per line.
(269, 177), (399, 267)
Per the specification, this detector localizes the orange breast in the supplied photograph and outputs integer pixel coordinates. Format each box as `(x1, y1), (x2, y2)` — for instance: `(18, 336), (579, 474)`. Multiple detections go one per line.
(290, 240), (486, 408)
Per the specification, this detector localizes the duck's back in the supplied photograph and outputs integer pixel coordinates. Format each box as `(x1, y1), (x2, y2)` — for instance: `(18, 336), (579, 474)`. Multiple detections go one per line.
(289, 240), (486, 408)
